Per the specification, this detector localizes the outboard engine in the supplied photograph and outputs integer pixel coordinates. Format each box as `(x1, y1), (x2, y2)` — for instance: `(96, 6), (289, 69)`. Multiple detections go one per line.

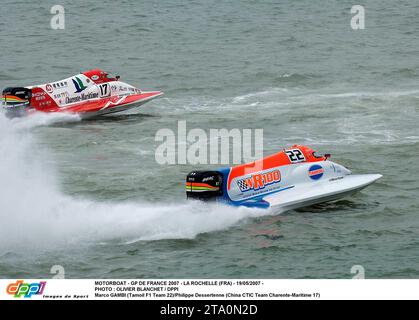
(186, 171), (223, 201)
(2, 87), (32, 117)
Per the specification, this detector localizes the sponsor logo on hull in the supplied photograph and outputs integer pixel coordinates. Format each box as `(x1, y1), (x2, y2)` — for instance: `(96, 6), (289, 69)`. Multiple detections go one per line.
(65, 92), (99, 104)
(308, 164), (324, 180)
(45, 84), (53, 93)
(72, 77), (88, 93)
(236, 170), (281, 192)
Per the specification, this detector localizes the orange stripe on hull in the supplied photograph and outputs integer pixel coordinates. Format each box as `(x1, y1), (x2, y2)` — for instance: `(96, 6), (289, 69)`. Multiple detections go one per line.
(227, 145), (326, 190)
(2, 95), (26, 102)
(185, 182), (218, 189)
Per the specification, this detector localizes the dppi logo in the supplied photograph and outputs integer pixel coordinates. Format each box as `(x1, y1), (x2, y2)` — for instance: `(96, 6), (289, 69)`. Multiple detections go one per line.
(6, 280), (46, 298)
(236, 170), (281, 192)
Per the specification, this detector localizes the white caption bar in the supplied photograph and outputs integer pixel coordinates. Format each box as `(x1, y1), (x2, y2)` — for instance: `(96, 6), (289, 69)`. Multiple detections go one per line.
(1, 279), (419, 300)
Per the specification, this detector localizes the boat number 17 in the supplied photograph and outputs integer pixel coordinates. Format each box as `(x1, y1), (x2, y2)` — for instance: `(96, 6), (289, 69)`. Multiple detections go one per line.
(99, 83), (111, 97)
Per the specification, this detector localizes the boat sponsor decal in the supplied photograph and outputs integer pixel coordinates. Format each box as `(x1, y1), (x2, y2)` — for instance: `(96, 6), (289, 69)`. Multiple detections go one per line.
(32, 91), (46, 98)
(285, 148), (306, 163)
(52, 81), (68, 89)
(65, 92), (99, 104)
(53, 92), (69, 100)
(226, 166), (284, 202)
(308, 164), (324, 180)
(72, 77), (88, 93)
(236, 170), (281, 192)
(38, 100), (53, 107)
(91, 75), (99, 80)
(6, 280), (46, 298)
(34, 95), (46, 101)
(45, 83), (53, 93)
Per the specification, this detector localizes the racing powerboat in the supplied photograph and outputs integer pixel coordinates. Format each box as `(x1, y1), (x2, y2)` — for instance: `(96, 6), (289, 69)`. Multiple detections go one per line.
(1, 69), (163, 118)
(186, 145), (382, 211)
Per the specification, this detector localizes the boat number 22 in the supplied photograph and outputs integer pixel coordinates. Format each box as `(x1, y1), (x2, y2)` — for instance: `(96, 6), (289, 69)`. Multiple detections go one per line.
(286, 149), (306, 163)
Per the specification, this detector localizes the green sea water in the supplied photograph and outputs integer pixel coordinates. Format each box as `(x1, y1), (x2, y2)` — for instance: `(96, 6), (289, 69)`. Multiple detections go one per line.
(0, 0), (418, 278)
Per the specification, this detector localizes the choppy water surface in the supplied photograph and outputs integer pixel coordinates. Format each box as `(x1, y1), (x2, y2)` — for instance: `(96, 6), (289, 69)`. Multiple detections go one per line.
(0, 0), (418, 278)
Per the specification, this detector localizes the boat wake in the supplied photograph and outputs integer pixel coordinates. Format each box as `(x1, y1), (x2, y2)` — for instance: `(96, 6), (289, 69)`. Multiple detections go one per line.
(0, 113), (267, 253)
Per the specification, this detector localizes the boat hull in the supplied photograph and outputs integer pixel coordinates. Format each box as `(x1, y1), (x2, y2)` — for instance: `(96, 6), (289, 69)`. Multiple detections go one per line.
(264, 174), (382, 211)
(76, 92), (164, 119)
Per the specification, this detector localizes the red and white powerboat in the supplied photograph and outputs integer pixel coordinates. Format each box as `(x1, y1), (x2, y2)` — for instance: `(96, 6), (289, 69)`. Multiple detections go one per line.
(1, 69), (163, 119)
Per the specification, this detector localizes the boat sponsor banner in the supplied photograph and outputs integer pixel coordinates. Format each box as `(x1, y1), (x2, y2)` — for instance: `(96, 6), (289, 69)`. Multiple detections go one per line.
(1, 279), (419, 300)
(228, 167), (284, 201)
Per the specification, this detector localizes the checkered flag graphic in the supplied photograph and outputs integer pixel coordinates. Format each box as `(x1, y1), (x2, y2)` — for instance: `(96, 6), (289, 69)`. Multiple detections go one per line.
(236, 178), (251, 192)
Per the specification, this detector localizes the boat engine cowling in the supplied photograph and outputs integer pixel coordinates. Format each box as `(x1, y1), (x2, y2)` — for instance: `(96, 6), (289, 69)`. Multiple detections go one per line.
(186, 171), (223, 201)
(2, 87), (31, 117)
